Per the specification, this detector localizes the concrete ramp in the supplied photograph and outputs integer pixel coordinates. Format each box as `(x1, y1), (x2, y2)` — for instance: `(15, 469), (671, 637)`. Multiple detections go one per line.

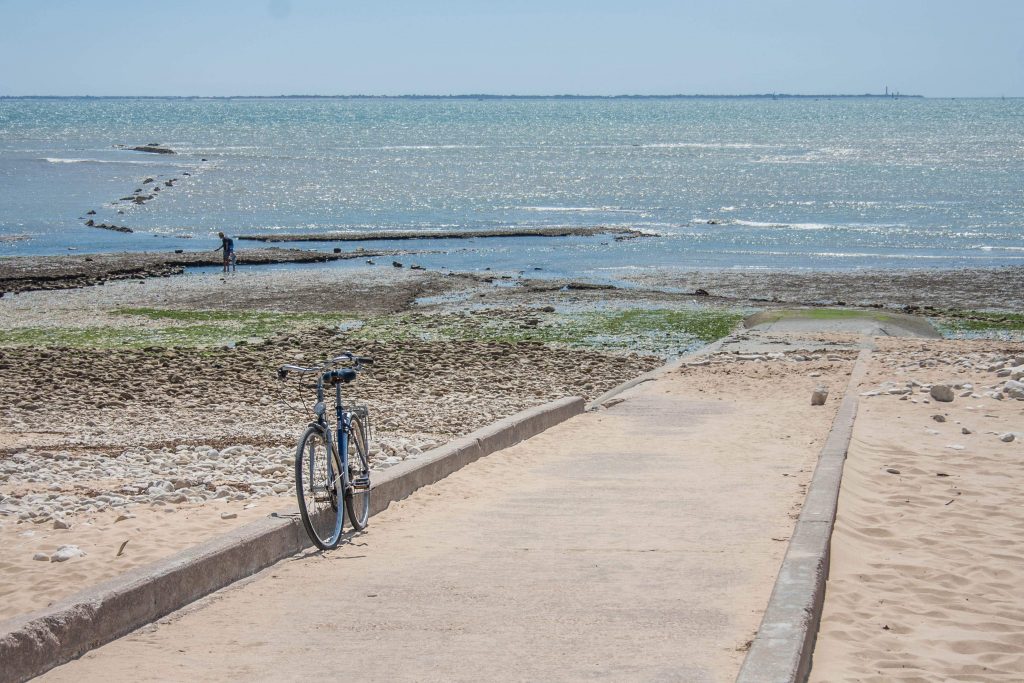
(744, 309), (941, 338)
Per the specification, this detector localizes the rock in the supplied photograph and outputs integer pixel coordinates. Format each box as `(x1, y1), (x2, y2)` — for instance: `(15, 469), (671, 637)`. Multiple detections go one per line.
(962, 427), (972, 435)
(86, 210), (96, 215)
(392, 261), (403, 268)
(1003, 380), (1024, 400)
(53, 518), (70, 529)
(132, 146), (175, 155)
(115, 514), (135, 522)
(811, 386), (829, 406)
(930, 384), (954, 402)
(220, 512), (238, 520)
(33, 552), (50, 561)
(51, 545), (86, 562)
(931, 414), (946, 423)
(1000, 433), (1015, 442)
(693, 288), (710, 296)
(885, 468), (901, 475)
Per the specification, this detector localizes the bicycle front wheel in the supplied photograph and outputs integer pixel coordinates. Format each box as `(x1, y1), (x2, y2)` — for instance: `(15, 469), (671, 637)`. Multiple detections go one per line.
(295, 425), (343, 549)
(345, 414), (371, 531)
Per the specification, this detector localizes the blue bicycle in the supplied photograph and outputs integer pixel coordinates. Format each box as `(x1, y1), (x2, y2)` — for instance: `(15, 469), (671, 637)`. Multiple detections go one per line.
(278, 353), (373, 549)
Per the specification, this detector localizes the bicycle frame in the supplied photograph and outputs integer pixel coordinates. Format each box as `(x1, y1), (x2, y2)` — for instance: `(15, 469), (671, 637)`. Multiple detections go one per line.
(312, 371), (352, 501)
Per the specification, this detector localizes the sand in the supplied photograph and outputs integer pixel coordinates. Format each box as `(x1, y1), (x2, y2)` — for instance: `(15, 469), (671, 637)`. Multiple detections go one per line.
(0, 500), (277, 621)
(37, 350), (853, 682)
(811, 339), (1024, 681)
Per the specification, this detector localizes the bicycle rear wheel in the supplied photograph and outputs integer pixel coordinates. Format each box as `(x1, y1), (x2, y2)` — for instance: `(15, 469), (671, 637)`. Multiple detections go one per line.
(295, 425), (343, 549)
(345, 414), (371, 531)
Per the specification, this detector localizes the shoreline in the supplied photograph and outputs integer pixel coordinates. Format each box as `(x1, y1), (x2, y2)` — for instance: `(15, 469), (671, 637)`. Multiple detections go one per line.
(0, 247), (408, 295)
(3, 248), (1022, 312)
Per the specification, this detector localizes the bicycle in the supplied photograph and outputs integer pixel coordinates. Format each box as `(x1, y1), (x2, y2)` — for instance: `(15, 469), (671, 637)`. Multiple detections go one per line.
(277, 352), (373, 550)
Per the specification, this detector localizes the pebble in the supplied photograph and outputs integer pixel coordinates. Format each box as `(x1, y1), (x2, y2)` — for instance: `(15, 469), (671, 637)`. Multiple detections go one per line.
(1000, 433), (1015, 442)
(885, 468), (901, 475)
(931, 414), (946, 423)
(811, 387), (829, 406)
(33, 552), (49, 561)
(52, 518), (71, 529)
(930, 385), (954, 402)
(220, 512), (238, 520)
(962, 427), (972, 434)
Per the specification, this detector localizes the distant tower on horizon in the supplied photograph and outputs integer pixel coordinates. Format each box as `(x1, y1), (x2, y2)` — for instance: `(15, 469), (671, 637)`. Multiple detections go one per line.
(885, 85), (889, 96)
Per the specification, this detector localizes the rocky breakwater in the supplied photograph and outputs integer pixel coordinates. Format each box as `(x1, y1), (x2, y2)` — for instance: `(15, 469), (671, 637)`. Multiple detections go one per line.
(75, 145), (183, 236)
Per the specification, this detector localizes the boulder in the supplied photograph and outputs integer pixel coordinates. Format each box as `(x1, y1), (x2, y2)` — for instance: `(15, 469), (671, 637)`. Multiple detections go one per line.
(929, 384), (954, 402)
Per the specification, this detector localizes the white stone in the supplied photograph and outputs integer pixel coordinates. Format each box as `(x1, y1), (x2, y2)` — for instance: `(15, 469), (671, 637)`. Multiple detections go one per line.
(50, 545), (86, 562)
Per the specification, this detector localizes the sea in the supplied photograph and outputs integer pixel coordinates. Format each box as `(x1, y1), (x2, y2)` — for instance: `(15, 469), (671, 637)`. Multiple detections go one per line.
(1, 96), (1022, 279)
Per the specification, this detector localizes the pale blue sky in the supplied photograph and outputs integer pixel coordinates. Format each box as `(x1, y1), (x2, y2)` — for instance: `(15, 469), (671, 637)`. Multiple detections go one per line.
(1, 0), (1022, 97)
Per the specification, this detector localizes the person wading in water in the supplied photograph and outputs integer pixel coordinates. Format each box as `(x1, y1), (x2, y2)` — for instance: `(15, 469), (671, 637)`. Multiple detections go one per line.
(214, 232), (237, 273)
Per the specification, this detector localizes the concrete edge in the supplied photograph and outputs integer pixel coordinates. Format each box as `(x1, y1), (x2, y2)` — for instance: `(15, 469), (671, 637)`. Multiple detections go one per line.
(0, 396), (585, 683)
(735, 348), (872, 683)
(585, 334), (732, 410)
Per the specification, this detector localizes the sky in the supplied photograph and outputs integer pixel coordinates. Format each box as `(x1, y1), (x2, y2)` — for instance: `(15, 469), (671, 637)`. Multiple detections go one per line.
(1, 0), (1022, 97)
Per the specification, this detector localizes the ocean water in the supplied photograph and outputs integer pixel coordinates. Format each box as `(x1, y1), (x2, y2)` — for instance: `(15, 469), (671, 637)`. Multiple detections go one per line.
(1, 97), (1023, 276)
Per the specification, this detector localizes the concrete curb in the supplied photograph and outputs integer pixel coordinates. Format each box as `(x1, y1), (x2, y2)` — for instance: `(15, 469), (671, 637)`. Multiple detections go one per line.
(736, 348), (871, 683)
(0, 396), (585, 683)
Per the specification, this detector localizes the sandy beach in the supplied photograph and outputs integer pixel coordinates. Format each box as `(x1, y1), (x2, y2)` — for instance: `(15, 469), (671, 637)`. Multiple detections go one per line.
(812, 338), (1024, 681)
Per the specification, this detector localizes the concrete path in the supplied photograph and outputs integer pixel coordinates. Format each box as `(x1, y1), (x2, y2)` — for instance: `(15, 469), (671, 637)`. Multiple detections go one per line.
(40, 362), (847, 682)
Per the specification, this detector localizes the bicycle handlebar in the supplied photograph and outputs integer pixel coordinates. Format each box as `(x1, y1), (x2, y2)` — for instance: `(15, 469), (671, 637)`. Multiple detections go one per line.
(277, 353), (374, 380)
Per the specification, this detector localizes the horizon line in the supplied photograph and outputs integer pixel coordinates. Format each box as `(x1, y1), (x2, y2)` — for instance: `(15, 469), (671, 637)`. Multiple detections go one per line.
(0, 92), (941, 100)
